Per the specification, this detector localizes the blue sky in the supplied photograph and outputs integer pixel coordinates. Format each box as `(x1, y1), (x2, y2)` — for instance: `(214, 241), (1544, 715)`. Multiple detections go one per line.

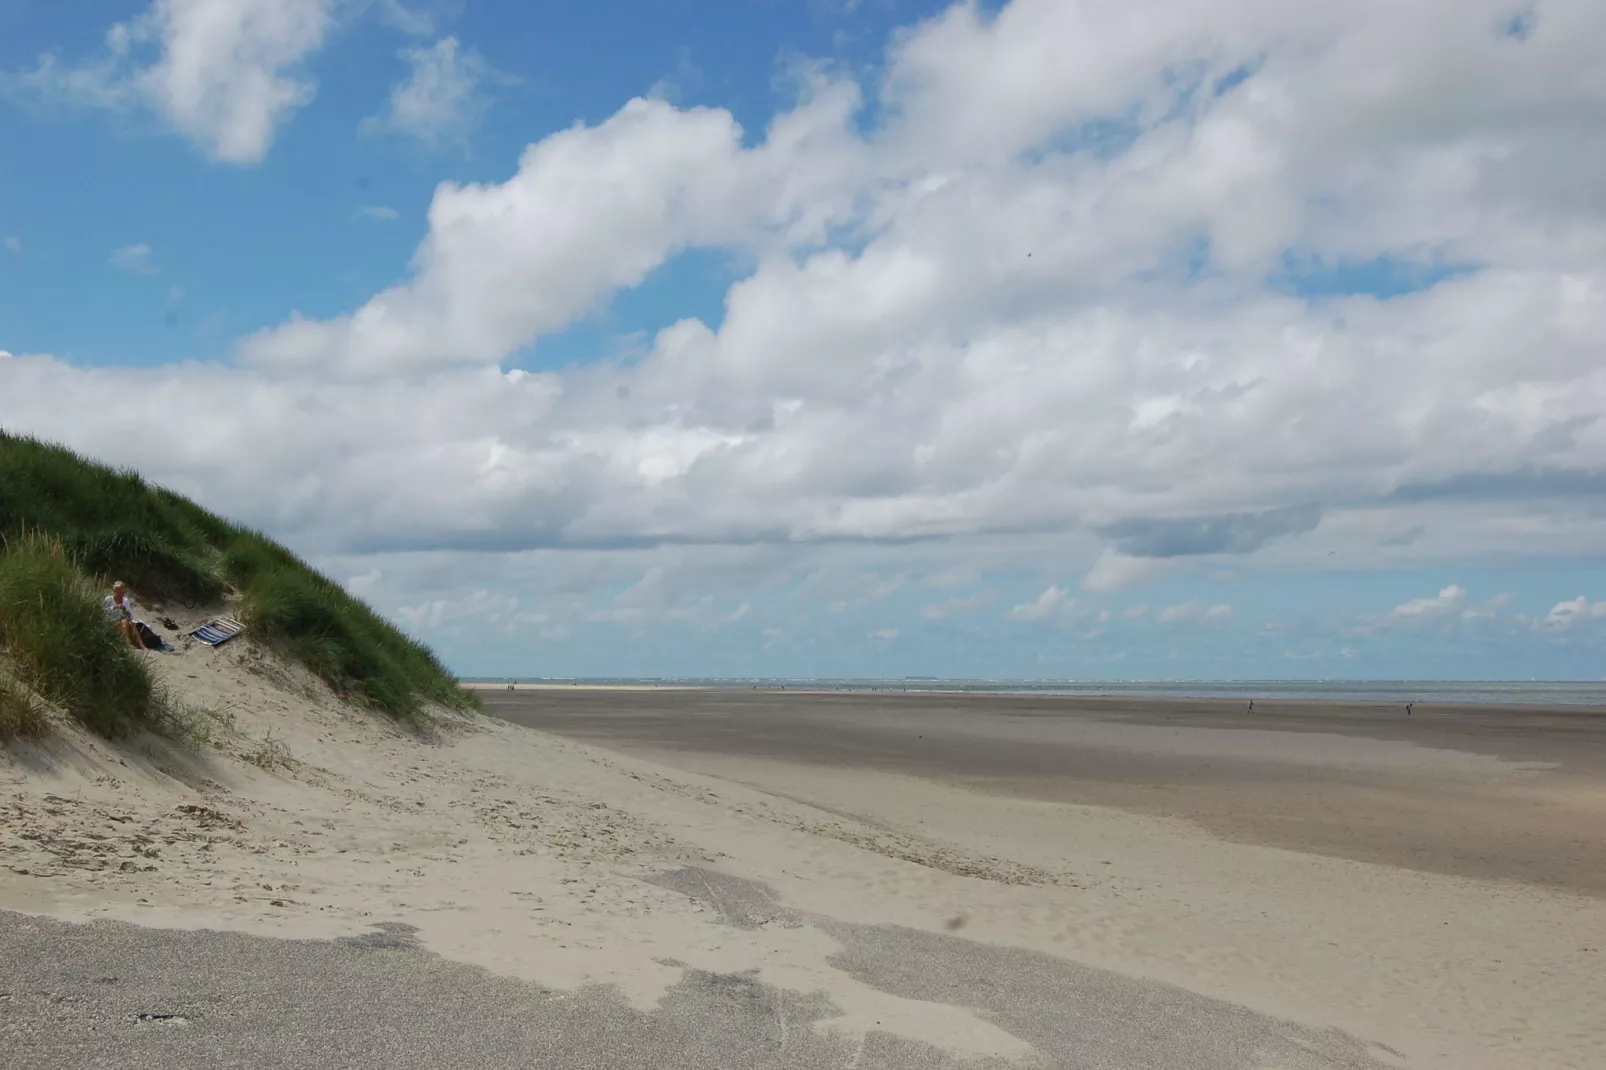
(0, 0), (930, 366)
(2, 0), (1605, 680)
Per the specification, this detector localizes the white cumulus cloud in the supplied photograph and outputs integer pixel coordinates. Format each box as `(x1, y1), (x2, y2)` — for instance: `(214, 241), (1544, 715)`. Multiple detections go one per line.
(109, 242), (159, 275)
(1382, 585), (1513, 626)
(1545, 596), (1606, 629)
(362, 36), (499, 147)
(1390, 585), (1468, 620)
(7, 0), (335, 164)
(241, 84), (865, 376)
(1082, 551), (1164, 592)
(1008, 586), (1078, 622)
(1156, 601), (1232, 623)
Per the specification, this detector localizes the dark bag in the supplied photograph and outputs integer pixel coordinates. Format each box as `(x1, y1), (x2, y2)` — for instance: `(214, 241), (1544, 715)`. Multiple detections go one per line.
(136, 621), (165, 650)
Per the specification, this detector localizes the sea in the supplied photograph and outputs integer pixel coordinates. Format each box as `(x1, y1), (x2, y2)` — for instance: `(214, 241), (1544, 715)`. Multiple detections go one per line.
(463, 678), (1606, 707)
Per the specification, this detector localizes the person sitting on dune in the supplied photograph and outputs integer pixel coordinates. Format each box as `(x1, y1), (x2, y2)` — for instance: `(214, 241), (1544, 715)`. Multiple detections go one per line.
(103, 580), (155, 650)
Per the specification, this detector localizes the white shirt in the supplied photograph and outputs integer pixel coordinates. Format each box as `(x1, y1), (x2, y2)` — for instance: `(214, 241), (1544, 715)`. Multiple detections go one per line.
(103, 593), (137, 622)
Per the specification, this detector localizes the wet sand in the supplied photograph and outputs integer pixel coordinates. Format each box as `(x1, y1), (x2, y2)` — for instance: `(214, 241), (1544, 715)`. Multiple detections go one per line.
(481, 688), (1606, 897)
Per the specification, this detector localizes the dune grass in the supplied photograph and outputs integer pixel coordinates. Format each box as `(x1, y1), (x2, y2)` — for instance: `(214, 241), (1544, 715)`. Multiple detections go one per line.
(230, 528), (466, 725)
(0, 673), (46, 741)
(0, 433), (226, 604)
(0, 533), (163, 737)
(0, 430), (474, 736)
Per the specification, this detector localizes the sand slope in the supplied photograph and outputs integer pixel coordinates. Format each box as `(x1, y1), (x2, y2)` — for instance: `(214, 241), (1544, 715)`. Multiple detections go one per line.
(3, 645), (1603, 1068)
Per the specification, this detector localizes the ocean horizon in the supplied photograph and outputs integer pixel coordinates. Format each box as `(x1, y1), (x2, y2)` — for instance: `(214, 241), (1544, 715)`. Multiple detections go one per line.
(462, 677), (1606, 707)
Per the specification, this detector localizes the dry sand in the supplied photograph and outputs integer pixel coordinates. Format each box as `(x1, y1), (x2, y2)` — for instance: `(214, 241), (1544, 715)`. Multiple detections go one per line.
(3, 643), (1603, 1068)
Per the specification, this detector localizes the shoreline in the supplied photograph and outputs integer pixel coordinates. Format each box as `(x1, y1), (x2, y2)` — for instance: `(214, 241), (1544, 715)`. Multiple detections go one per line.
(461, 680), (1606, 711)
(465, 681), (1606, 727)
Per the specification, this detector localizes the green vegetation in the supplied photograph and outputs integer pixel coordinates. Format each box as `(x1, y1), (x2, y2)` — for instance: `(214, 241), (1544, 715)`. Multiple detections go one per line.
(0, 672), (46, 740)
(0, 430), (473, 738)
(0, 533), (162, 737)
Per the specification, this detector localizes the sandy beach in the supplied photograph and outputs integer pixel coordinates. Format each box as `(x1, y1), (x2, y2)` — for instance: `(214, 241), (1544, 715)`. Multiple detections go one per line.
(480, 687), (1606, 1068)
(479, 687), (1606, 896)
(4, 652), (1604, 1068)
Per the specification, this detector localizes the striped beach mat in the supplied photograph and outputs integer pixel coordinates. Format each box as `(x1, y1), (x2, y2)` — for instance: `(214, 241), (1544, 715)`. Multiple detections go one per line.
(191, 616), (245, 647)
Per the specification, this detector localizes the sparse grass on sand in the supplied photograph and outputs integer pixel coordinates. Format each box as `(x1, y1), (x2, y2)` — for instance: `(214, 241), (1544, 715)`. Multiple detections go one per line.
(0, 671), (47, 740)
(0, 430), (475, 738)
(242, 730), (293, 771)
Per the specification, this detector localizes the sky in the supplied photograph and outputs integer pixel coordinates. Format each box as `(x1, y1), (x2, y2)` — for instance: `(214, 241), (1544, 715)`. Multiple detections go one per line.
(1, 0), (1604, 681)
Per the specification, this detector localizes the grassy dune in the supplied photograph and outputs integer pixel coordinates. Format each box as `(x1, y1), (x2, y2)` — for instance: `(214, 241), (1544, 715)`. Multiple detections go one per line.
(0, 430), (473, 738)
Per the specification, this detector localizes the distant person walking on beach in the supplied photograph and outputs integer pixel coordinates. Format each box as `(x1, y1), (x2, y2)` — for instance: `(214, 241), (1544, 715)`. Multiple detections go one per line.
(1407, 702), (1414, 716)
(1247, 699), (1254, 713)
